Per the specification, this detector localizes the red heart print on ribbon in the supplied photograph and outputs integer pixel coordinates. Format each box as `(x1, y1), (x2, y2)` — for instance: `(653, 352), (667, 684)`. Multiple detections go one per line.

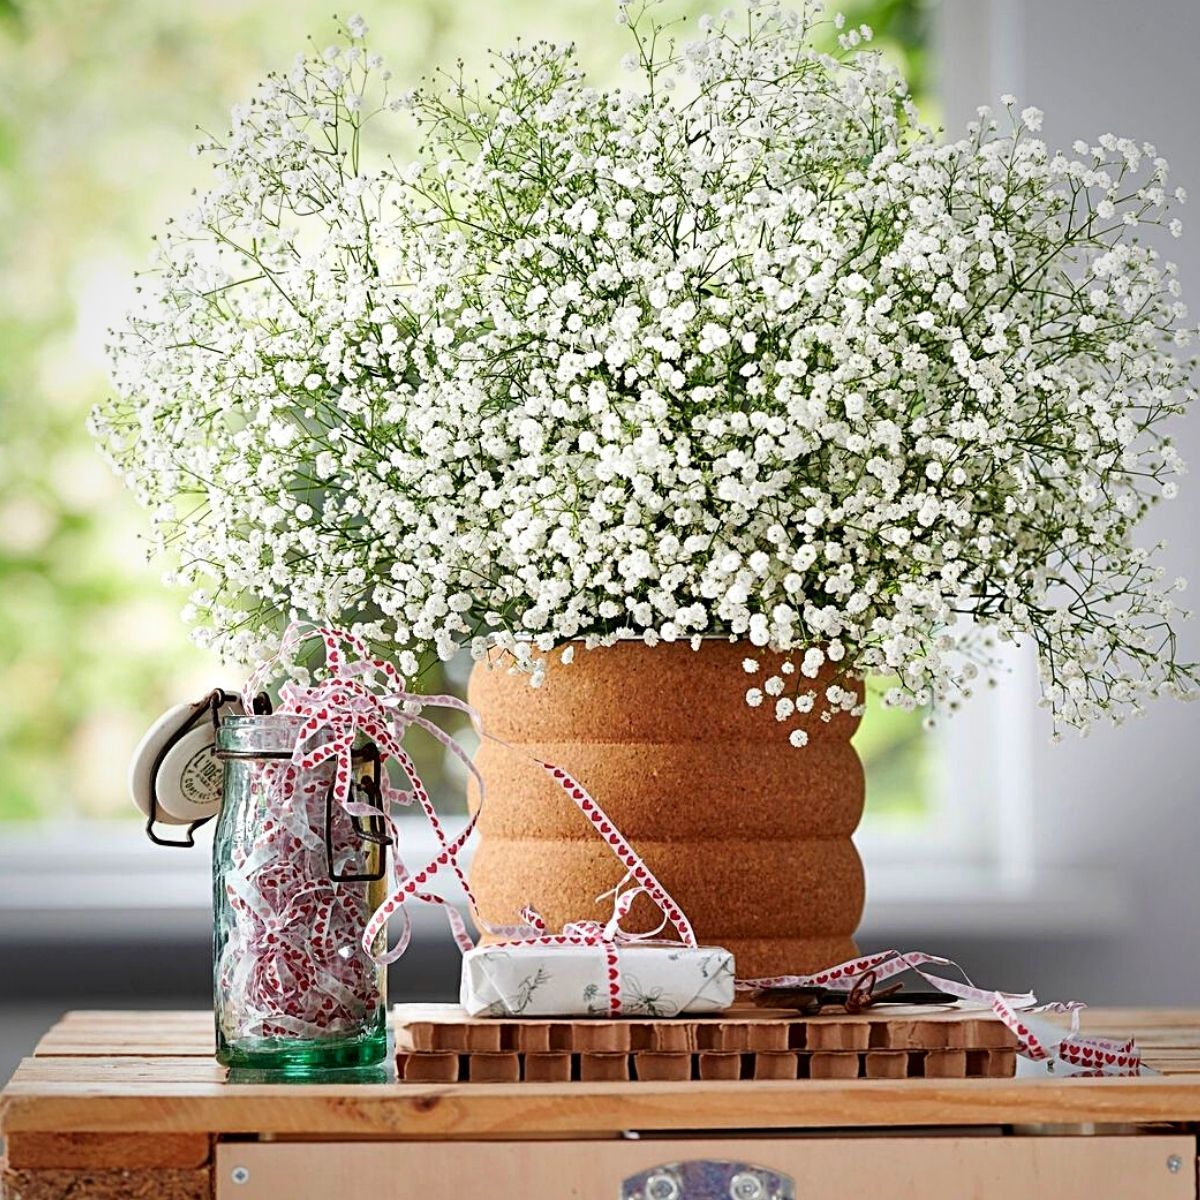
(243, 622), (1148, 1054)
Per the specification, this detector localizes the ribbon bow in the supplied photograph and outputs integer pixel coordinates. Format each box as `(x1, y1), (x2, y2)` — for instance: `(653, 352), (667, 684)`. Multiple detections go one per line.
(243, 622), (695, 1010)
(489, 870), (695, 1016)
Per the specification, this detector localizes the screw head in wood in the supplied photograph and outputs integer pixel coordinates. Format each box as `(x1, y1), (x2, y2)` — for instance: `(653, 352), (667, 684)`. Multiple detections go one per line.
(231, 1165), (251, 1185)
(730, 1172), (766, 1200)
(645, 1172), (679, 1200)
(1167, 1155), (1183, 1174)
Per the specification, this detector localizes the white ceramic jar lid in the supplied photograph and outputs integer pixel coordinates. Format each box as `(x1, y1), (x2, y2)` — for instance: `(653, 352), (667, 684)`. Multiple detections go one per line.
(129, 693), (243, 826)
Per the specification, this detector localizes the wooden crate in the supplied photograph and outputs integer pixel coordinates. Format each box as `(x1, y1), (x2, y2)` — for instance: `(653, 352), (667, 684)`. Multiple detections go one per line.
(392, 1001), (1019, 1082)
(4, 1009), (1200, 1200)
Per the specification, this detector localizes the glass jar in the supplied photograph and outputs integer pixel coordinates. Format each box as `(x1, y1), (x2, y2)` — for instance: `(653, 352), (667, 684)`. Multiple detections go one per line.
(213, 714), (388, 1071)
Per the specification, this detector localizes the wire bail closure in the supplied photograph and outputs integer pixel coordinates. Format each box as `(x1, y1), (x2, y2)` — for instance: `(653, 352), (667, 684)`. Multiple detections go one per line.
(144, 688), (248, 848)
(200, 700), (390, 883)
(325, 742), (390, 884)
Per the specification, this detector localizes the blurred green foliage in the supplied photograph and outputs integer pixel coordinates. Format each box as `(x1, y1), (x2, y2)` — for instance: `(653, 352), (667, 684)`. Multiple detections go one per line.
(0, 0), (930, 822)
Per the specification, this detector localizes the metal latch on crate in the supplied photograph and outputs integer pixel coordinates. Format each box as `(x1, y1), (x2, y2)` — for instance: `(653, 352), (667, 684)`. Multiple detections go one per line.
(623, 1161), (795, 1200)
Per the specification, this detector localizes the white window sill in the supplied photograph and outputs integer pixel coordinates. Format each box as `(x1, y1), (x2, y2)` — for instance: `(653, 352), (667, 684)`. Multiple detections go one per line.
(860, 863), (1130, 940)
(0, 823), (1129, 942)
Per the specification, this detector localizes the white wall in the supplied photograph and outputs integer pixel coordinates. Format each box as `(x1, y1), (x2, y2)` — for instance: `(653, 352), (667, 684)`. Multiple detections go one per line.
(905, 0), (1200, 1003)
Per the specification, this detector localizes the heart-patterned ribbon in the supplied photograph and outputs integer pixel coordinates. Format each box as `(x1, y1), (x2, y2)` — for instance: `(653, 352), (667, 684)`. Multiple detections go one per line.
(740, 950), (1144, 1075)
(243, 622), (696, 1015)
(239, 621), (1145, 1067)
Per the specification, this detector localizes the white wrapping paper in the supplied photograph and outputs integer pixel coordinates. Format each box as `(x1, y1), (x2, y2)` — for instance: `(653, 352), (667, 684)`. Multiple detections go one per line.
(460, 942), (736, 1018)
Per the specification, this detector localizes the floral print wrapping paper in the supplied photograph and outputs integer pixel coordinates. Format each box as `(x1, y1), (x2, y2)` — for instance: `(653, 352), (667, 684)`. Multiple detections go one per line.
(460, 944), (736, 1018)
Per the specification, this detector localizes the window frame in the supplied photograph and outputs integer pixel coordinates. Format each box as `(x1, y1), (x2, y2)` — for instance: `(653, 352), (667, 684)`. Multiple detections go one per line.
(856, 637), (1038, 888)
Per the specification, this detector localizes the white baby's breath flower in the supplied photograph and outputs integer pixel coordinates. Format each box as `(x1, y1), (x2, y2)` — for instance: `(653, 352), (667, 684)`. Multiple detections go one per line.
(93, 1), (1198, 745)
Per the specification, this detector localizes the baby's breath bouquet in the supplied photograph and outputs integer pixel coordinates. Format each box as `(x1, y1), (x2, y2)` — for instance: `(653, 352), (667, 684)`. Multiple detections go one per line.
(93, 2), (1197, 745)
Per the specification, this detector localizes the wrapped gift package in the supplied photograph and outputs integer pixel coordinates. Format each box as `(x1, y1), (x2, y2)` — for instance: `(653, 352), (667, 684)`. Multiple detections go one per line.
(460, 942), (736, 1018)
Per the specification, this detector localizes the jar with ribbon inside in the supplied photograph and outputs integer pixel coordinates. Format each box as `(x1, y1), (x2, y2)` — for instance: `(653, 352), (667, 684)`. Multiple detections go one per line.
(212, 714), (389, 1070)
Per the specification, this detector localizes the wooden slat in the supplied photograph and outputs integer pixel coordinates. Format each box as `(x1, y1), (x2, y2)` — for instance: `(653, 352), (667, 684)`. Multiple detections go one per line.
(44, 1006), (1191, 1040)
(213, 1137), (1197, 1200)
(8, 1055), (1200, 1135)
(39, 1005), (1196, 1056)
(36, 1011), (215, 1058)
(1047, 1009), (1200, 1029)
(1, 1164), (210, 1200)
(37, 1031), (214, 1058)
(4, 1132), (211, 1170)
(44, 1011), (211, 1031)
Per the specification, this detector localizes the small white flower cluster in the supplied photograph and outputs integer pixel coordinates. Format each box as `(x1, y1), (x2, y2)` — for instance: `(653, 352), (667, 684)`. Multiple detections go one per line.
(93, 3), (1198, 740)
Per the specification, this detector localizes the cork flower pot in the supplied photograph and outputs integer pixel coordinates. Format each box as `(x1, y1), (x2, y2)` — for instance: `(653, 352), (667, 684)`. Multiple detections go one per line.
(468, 640), (864, 979)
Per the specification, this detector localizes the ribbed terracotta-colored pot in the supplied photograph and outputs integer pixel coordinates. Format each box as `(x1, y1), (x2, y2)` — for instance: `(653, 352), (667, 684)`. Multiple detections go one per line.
(467, 640), (864, 979)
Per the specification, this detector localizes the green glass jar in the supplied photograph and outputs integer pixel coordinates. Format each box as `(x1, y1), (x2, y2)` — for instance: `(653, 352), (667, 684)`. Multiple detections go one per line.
(213, 715), (388, 1072)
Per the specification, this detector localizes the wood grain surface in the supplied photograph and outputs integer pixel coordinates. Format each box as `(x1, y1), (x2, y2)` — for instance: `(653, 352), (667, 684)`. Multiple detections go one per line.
(0, 1165), (211, 1200)
(3, 1009), (1200, 1140)
(211, 1136), (1197, 1200)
